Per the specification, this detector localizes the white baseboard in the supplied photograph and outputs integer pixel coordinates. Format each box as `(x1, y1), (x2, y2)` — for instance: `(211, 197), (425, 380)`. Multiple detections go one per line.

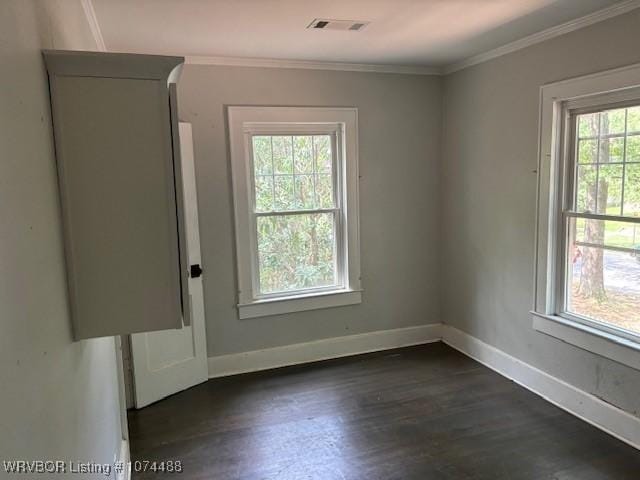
(206, 322), (639, 450)
(208, 324), (443, 378)
(442, 325), (640, 450)
(115, 439), (130, 480)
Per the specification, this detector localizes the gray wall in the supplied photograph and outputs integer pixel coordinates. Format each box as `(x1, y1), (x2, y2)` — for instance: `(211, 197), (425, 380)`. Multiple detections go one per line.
(178, 66), (442, 356)
(0, 0), (124, 469)
(442, 9), (640, 417)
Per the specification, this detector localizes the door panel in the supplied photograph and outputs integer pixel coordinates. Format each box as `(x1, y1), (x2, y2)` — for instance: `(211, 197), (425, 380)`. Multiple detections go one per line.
(130, 123), (208, 408)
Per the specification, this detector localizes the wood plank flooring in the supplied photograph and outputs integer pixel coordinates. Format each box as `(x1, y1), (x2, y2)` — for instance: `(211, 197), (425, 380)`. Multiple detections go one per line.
(128, 343), (640, 479)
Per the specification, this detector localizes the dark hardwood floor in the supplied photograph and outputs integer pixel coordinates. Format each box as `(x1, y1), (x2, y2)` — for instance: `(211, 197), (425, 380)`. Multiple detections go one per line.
(128, 343), (640, 479)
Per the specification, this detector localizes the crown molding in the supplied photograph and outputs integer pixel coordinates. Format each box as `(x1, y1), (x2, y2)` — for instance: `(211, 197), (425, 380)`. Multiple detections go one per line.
(80, 0), (640, 77)
(445, 0), (640, 74)
(81, 0), (107, 52)
(186, 55), (443, 76)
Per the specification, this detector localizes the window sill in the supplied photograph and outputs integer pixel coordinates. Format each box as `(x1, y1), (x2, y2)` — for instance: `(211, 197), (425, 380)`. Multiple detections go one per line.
(238, 289), (362, 319)
(531, 312), (640, 371)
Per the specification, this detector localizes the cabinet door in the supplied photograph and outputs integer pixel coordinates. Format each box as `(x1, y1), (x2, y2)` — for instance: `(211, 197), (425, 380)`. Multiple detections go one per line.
(50, 75), (183, 339)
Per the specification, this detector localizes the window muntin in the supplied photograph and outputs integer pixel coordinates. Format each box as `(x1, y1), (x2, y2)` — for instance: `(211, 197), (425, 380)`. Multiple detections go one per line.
(228, 107), (360, 318)
(248, 132), (344, 297)
(251, 135), (335, 212)
(562, 104), (640, 336)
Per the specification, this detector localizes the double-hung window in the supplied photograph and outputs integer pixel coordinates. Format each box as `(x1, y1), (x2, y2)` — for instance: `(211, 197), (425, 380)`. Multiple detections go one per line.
(228, 107), (361, 319)
(562, 104), (640, 335)
(534, 65), (640, 369)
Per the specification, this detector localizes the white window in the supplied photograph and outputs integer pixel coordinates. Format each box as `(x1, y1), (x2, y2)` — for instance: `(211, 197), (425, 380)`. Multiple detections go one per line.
(562, 104), (640, 335)
(534, 64), (640, 370)
(228, 107), (361, 319)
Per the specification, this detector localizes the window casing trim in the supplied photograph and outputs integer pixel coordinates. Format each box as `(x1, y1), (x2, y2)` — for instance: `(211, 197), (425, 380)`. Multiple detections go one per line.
(228, 107), (361, 318)
(532, 312), (640, 372)
(237, 289), (362, 320)
(534, 62), (640, 368)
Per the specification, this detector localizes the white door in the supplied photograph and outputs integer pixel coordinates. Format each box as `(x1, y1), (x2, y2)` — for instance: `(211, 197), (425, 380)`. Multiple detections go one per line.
(130, 123), (208, 408)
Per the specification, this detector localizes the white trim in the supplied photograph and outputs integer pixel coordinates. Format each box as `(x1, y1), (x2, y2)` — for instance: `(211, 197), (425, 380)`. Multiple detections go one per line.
(208, 324), (442, 378)
(228, 106), (361, 318)
(115, 439), (131, 480)
(239, 289), (362, 319)
(113, 337), (130, 478)
(206, 324), (640, 450)
(533, 62), (640, 366)
(539, 61), (640, 100)
(441, 326), (640, 450)
(113, 339), (130, 480)
(80, 0), (107, 52)
(445, 0), (640, 74)
(186, 55), (442, 76)
(533, 314), (640, 371)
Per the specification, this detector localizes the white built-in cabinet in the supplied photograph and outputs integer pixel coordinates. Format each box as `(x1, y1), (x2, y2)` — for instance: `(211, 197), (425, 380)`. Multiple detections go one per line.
(43, 50), (190, 340)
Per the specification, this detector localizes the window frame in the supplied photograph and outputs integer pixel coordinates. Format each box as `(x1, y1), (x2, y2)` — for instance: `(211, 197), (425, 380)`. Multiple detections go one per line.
(533, 63), (640, 370)
(228, 106), (361, 319)
(247, 124), (344, 299)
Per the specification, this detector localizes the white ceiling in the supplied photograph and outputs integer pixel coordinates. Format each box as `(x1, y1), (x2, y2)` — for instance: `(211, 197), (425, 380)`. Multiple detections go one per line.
(91, 0), (627, 69)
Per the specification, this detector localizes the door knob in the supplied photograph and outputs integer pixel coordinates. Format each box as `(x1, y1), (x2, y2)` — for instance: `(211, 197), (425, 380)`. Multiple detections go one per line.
(190, 264), (203, 278)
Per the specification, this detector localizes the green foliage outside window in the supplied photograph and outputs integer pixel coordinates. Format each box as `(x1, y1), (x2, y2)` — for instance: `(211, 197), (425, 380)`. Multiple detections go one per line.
(252, 135), (338, 294)
(569, 106), (640, 331)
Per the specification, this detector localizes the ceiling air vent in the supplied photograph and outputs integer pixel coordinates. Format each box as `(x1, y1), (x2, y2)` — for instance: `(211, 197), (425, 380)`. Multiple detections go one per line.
(307, 18), (369, 31)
